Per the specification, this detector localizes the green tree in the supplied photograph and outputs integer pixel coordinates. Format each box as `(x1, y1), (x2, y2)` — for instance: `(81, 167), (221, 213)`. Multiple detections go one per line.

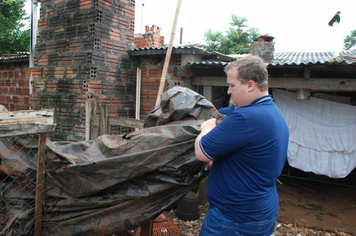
(0, 0), (30, 55)
(202, 14), (260, 54)
(344, 30), (356, 50)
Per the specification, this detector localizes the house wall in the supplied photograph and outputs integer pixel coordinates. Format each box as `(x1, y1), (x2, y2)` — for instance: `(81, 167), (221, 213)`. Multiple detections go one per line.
(0, 61), (30, 111)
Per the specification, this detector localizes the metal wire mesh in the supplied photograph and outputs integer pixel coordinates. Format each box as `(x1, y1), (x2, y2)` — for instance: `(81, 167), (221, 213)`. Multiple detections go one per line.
(0, 134), (47, 236)
(109, 124), (135, 135)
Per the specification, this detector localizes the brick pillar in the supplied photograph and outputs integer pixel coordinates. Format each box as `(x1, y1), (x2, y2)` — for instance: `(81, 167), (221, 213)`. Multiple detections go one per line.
(250, 35), (275, 63)
(31, 0), (137, 141)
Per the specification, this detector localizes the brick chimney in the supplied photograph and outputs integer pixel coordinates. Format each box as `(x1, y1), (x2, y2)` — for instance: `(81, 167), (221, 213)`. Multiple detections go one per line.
(134, 25), (165, 48)
(250, 35), (275, 63)
(31, 0), (137, 141)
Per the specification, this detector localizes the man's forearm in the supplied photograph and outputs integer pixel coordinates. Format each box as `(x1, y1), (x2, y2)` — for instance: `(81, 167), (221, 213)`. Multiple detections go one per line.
(195, 126), (214, 162)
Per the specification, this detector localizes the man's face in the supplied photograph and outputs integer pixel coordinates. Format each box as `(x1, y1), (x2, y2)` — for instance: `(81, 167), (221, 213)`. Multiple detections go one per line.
(226, 67), (249, 108)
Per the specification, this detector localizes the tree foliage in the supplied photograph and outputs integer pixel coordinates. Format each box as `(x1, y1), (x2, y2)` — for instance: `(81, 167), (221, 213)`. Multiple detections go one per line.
(1, 0), (17, 3)
(344, 30), (356, 50)
(0, 0), (30, 55)
(202, 14), (260, 54)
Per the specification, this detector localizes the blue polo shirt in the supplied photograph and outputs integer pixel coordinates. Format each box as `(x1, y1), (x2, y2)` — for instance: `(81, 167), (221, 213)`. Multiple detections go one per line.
(218, 106), (236, 115)
(200, 95), (289, 223)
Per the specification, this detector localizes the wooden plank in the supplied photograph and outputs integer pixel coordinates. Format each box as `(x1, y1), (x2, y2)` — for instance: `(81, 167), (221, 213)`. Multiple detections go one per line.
(191, 76), (356, 92)
(108, 117), (144, 129)
(136, 67), (142, 132)
(0, 116), (53, 126)
(304, 66), (311, 79)
(100, 105), (108, 135)
(34, 133), (46, 236)
(155, 0), (182, 109)
(140, 219), (153, 236)
(91, 110), (99, 139)
(85, 99), (96, 140)
(203, 86), (213, 102)
(0, 124), (55, 137)
(0, 109), (53, 123)
(269, 78), (356, 91)
(0, 109), (55, 137)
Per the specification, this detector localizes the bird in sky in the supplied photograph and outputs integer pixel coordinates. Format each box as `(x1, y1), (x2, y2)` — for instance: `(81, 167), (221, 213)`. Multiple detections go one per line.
(328, 11), (341, 26)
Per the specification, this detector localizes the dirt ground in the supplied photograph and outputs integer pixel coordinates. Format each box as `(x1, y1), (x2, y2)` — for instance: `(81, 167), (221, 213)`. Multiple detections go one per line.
(124, 176), (356, 236)
(276, 176), (356, 235)
(165, 176), (355, 236)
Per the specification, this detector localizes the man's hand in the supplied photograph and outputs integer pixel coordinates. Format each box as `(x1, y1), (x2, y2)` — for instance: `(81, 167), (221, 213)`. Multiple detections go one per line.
(201, 118), (217, 132)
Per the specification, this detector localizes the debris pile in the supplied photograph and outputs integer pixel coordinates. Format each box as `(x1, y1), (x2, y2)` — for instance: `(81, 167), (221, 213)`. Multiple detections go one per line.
(0, 87), (221, 236)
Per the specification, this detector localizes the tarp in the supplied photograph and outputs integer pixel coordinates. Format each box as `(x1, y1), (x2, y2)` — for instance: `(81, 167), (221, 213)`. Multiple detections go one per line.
(0, 86), (221, 236)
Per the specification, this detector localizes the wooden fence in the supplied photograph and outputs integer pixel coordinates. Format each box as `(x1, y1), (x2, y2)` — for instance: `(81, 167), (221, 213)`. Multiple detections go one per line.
(0, 109), (55, 236)
(85, 99), (144, 140)
(0, 107), (156, 235)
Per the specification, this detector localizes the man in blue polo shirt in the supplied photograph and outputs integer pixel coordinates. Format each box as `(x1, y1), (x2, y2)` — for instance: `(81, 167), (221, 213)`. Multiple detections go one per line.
(195, 55), (289, 236)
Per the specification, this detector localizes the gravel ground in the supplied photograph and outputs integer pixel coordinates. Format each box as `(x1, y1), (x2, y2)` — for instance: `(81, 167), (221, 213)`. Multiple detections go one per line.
(161, 205), (353, 236)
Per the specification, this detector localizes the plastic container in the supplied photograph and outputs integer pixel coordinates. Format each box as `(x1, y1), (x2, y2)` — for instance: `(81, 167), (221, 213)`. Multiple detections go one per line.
(175, 191), (199, 221)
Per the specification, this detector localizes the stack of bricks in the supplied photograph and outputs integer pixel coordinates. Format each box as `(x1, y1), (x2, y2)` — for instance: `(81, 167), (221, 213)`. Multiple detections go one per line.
(31, 0), (137, 141)
(0, 59), (30, 111)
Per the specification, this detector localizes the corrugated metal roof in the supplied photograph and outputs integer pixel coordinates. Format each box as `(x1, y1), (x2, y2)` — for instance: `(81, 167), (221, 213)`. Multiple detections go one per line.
(187, 61), (228, 66)
(129, 45), (210, 55)
(129, 45), (197, 51)
(0, 52), (30, 62)
(129, 45), (236, 61)
(2, 49), (355, 66)
(270, 51), (356, 66)
(187, 50), (356, 67)
(272, 52), (334, 65)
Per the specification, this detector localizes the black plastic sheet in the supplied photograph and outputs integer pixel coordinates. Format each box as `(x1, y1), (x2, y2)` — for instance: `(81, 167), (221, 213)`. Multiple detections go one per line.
(0, 86), (221, 236)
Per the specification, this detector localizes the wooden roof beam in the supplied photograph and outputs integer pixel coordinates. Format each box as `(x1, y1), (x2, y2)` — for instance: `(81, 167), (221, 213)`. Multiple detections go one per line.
(191, 76), (356, 92)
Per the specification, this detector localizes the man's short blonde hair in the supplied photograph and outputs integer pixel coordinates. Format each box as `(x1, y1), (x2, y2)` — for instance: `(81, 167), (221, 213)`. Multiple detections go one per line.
(224, 55), (269, 91)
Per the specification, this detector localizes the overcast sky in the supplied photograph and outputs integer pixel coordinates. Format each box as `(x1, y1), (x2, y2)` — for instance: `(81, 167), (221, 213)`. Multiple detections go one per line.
(24, 0), (356, 53)
(134, 0), (356, 52)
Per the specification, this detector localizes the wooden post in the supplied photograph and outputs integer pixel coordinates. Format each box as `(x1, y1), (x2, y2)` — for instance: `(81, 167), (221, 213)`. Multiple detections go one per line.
(100, 105), (108, 135)
(85, 99), (97, 140)
(136, 68), (142, 131)
(296, 88), (311, 100)
(203, 86), (213, 102)
(91, 106), (99, 139)
(155, 0), (182, 109)
(85, 100), (92, 140)
(34, 133), (47, 236)
(140, 219), (153, 236)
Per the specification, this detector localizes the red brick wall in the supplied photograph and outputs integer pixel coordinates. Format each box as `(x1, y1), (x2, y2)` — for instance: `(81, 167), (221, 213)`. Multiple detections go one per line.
(139, 61), (162, 116)
(0, 61), (30, 111)
(132, 24), (181, 118)
(138, 55), (182, 119)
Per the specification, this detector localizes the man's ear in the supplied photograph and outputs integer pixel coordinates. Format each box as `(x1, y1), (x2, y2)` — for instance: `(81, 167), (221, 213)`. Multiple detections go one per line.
(247, 80), (256, 91)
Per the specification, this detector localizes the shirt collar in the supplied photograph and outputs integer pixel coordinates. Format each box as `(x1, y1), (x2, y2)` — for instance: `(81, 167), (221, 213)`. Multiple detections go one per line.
(252, 95), (272, 105)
